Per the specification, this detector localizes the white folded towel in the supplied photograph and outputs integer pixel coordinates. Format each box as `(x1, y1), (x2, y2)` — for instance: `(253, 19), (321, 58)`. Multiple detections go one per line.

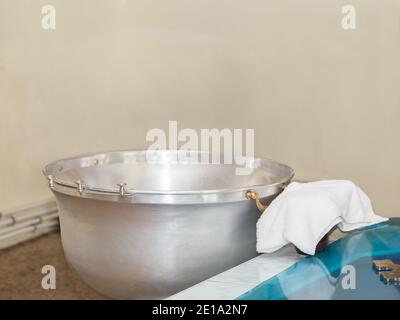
(256, 180), (388, 255)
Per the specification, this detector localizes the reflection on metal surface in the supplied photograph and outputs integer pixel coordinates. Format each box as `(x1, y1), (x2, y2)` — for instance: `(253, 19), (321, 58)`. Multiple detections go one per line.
(373, 260), (400, 285)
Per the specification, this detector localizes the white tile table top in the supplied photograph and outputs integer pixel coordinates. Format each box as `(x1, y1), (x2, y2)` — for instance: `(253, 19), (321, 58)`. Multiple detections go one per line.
(167, 231), (344, 300)
(166, 245), (302, 300)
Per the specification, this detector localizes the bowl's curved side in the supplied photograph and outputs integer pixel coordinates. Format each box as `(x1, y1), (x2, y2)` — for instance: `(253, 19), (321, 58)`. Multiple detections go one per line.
(55, 191), (274, 299)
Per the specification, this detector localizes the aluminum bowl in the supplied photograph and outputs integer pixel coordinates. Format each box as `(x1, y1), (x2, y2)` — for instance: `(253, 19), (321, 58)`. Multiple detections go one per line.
(43, 150), (294, 299)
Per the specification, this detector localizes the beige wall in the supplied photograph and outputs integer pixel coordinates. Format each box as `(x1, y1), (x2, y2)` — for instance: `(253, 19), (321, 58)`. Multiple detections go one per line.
(0, 1), (399, 216)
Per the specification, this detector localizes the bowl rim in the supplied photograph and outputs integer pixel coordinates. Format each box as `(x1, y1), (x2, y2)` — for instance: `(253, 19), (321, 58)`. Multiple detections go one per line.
(43, 149), (294, 204)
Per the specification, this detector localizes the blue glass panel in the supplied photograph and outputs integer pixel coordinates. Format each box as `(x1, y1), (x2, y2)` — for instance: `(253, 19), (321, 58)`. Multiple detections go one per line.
(238, 218), (400, 300)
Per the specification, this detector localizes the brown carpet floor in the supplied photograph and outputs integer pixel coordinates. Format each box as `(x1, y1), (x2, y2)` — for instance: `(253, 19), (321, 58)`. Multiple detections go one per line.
(0, 231), (106, 300)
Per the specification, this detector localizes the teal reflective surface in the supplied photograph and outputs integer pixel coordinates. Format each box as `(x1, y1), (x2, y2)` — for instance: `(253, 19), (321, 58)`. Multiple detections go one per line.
(238, 218), (400, 300)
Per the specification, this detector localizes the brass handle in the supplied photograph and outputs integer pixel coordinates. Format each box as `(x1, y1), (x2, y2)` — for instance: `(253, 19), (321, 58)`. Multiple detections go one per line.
(246, 183), (289, 214)
(245, 191), (268, 213)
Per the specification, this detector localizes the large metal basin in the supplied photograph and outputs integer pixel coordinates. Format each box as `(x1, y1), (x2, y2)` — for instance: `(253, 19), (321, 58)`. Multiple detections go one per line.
(43, 150), (294, 299)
